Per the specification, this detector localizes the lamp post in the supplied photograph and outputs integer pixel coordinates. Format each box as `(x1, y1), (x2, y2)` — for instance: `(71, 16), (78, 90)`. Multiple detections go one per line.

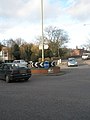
(41, 0), (44, 62)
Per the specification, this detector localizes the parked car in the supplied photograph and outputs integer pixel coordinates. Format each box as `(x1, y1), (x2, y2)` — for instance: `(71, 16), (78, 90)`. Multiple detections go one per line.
(67, 58), (78, 67)
(13, 60), (28, 67)
(0, 63), (31, 83)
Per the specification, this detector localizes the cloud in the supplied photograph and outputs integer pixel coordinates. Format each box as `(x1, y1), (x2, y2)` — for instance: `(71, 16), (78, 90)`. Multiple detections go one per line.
(0, 0), (64, 32)
(66, 0), (90, 22)
(0, 0), (90, 23)
(44, 0), (63, 19)
(0, 0), (42, 33)
(0, 0), (23, 17)
(0, 0), (63, 21)
(0, 0), (90, 48)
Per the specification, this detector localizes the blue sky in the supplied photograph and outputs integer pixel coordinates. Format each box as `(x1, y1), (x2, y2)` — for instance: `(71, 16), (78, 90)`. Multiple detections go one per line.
(0, 0), (90, 48)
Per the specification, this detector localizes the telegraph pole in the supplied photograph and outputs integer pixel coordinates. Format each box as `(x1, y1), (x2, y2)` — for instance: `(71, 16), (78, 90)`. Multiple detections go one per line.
(41, 0), (44, 62)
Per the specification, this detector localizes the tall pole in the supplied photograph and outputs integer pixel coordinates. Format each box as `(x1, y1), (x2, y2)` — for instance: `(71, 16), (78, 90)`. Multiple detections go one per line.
(41, 0), (44, 62)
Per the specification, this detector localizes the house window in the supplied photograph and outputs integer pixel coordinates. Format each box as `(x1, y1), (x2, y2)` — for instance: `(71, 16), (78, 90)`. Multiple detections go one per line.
(0, 51), (2, 56)
(4, 51), (8, 57)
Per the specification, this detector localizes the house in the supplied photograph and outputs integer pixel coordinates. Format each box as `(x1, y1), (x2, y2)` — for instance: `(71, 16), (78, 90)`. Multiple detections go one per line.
(0, 46), (8, 61)
(70, 47), (90, 57)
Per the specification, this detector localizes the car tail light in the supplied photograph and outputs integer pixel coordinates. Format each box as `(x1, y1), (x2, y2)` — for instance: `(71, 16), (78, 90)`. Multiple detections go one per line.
(27, 69), (31, 73)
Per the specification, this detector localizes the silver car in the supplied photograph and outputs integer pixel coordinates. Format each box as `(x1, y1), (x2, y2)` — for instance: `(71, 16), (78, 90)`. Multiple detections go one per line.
(67, 58), (78, 67)
(13, 60), (28, 67)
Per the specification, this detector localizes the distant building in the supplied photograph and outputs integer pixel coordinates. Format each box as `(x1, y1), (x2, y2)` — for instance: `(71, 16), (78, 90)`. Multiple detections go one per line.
(70, 48), (89, 57)
(0, 46), (8, 61)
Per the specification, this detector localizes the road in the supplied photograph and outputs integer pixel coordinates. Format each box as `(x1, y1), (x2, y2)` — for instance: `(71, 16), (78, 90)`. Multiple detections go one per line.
(0, 64), (90, 120)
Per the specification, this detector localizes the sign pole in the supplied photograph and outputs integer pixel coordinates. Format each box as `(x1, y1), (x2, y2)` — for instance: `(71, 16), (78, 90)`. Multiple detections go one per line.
(41, 0), (44, 62)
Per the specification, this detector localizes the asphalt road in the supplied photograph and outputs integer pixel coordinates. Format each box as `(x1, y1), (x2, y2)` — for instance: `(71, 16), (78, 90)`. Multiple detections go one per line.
(0, 65), (90, 120)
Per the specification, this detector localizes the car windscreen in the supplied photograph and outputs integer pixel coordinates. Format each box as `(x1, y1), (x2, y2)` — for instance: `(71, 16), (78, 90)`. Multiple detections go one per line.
(68, 58), (75, 61)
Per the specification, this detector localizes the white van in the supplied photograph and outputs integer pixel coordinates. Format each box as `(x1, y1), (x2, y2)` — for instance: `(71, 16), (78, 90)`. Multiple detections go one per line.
(82, 53), (90, 60)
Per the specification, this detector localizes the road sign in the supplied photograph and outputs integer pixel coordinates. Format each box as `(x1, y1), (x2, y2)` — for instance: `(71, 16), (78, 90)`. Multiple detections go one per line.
(31, 61), (55, 68)
(44, 61), (49, 68)
(39, 44), (49, 50)
(51, 61), (55, 67)
(33, 62), (39, 68)
(39, 62), (44, 68)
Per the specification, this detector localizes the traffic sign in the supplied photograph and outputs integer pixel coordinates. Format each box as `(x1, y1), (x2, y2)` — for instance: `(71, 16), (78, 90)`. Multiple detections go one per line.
(39, 62), (44, 68)
(44, 61), (49, 68)
(30, 61), (55, 68)
(51, 61), (55, 67)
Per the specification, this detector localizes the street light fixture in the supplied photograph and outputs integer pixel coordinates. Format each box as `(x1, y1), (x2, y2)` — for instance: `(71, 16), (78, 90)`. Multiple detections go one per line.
(41, 0), (44, 62)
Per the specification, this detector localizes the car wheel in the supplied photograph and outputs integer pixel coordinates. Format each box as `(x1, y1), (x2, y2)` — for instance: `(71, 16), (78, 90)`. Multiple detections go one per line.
(5, 75), (10, 83)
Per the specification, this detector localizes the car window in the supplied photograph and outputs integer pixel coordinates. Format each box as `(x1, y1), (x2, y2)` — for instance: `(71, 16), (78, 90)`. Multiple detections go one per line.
(70, 59), (75, 61)
(13, 60), (26, 63)
(13, 60), (20, 63)
(3, 65), (9, 70)
(0, 64), (2, 67)
(21, 60), (25, 62)
(68, 58), (75, 61)
(16, 61), (20, 63)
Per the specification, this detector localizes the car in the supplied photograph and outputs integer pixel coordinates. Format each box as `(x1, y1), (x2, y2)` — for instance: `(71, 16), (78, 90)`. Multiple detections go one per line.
(13, 60), (28, 67)
(0, 63), (32, 83)
(67, 58), (78, 67)
(82, 53), (90, 60)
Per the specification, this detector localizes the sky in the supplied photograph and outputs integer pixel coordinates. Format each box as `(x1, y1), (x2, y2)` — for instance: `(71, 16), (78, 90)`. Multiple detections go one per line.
(0, 0), (90, 48)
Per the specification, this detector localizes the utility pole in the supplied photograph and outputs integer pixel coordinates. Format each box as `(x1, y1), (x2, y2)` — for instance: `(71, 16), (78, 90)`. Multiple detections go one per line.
(41, 0), (44, 62)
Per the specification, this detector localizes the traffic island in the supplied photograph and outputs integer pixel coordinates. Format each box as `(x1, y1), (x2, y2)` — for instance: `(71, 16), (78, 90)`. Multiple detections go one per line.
(31, 66), (60, 75)
(31, 68), (48, 74)
(48, 66), (60, 74)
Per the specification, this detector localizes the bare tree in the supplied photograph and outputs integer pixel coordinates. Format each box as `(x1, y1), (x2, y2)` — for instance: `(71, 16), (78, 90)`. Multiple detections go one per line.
(44, 26), (69, 57)
(81, 39), (90, 51)
(15, 38), (27, 46)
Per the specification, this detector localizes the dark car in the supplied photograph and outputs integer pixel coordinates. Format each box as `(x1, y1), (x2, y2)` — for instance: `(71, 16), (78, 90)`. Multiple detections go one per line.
(0, 63), (32, 83)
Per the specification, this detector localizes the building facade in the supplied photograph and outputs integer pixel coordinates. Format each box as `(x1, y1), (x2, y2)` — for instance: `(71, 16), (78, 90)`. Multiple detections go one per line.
(0, 47), (8, 61)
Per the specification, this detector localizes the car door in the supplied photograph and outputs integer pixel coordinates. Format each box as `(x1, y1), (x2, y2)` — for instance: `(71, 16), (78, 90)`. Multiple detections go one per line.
(0, 64), (4, 79)
(0, 64), (8, 79)
(0, 64), (6, 79)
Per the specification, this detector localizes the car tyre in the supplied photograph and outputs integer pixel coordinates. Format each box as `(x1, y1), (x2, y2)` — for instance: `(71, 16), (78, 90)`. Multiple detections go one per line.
(5, 75), (10, 83)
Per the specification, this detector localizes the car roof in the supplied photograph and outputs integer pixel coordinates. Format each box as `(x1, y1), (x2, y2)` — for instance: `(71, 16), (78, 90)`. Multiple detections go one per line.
(13, 60), (25, 61)
(3, 63), (15, 64)
(68, 57), (75, 60)
(2, 63), (18, 66)
(2, 63), (28, 68)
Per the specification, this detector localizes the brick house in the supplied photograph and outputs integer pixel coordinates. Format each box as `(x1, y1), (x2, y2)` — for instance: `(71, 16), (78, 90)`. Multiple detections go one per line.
(70, 48), (89, 57)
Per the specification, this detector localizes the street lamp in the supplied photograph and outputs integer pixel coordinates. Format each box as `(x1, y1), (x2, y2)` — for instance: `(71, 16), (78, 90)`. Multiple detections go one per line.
(41, 0), (44, 62)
